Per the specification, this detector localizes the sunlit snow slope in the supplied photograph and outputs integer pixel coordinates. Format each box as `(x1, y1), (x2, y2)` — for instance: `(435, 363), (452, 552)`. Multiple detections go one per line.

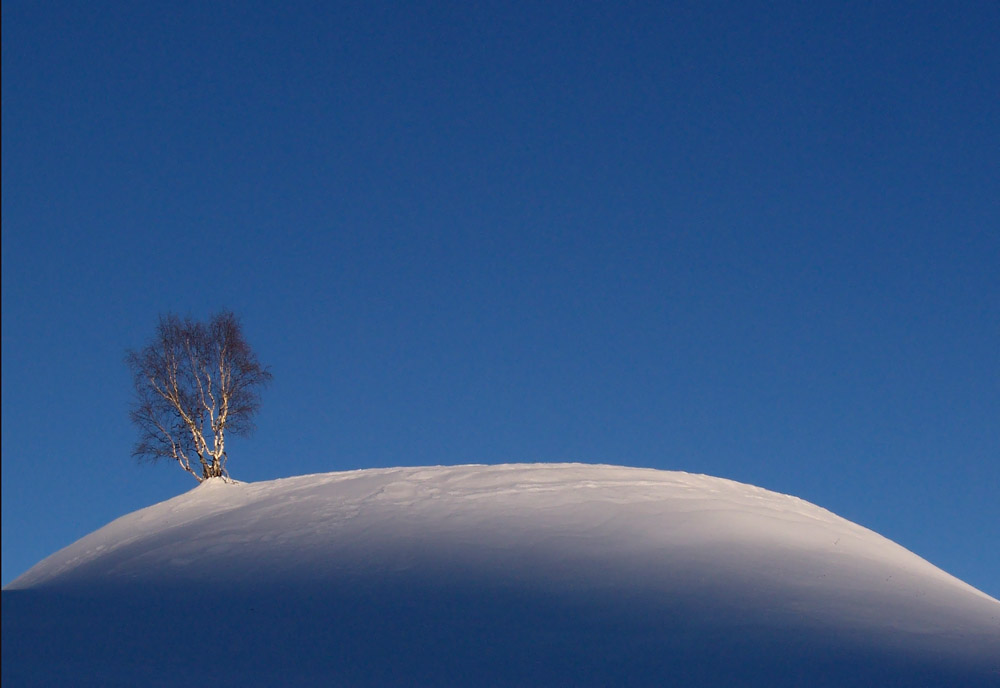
(4, 464), (999, 687)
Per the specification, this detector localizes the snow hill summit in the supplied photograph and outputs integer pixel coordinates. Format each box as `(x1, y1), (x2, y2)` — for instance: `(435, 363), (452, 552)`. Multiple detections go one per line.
(4, 463), (999, 687)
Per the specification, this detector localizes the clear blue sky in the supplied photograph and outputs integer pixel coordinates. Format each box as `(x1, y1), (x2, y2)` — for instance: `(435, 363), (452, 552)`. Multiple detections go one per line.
(3, 1), (997, 597)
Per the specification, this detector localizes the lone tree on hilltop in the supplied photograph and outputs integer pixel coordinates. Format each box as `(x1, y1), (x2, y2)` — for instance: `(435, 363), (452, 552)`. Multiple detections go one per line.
(126, 310), (272, 482)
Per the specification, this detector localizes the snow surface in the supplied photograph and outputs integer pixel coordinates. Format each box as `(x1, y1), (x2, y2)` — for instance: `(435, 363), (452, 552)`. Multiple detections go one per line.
(4, 463), (999, 687)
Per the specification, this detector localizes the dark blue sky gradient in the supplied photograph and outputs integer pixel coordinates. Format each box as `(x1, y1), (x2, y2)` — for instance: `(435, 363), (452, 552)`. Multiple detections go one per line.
(3, 1), (998, 595)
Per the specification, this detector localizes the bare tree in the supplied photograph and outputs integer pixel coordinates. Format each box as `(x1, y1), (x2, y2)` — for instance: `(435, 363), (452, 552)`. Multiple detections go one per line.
(126, 311), (272, 482)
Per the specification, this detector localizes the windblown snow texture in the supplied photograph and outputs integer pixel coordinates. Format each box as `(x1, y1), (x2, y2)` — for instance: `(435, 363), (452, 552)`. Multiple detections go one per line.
(4, 464), (999, 686)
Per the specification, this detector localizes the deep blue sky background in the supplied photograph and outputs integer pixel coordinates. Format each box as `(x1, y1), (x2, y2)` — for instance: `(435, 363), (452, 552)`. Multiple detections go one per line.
(3, 1), (997, 597)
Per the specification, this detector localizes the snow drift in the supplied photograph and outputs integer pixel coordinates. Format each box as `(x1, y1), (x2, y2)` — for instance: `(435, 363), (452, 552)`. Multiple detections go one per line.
(4, 464), (999, 687)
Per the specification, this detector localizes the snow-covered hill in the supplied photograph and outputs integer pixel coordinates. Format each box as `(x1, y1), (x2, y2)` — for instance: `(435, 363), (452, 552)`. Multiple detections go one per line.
(4, 464), (999, 686)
